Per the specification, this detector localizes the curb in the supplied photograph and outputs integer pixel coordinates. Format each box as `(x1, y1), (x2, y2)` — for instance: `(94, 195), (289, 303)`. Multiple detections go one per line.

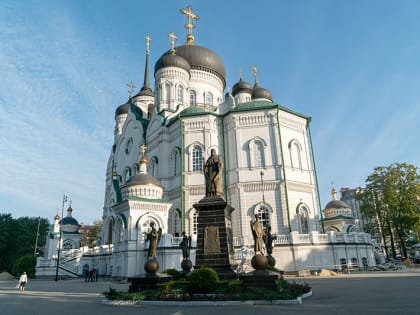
(102, 290), (312, 306)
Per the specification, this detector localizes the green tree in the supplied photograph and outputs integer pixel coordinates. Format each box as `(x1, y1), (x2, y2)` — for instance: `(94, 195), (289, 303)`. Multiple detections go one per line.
(359, 163), (420, 258)
(80, 220), (102, 248)
(0, 214), (49, 273)
(12, 255), (36, 277)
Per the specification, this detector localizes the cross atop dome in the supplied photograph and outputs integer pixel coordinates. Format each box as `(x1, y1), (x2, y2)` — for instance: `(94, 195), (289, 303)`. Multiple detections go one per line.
(144, 34), (151, 54)
(168, 32), (177, 53)
(180, 5), (199, 45)
(127, 81), (135, 98)
(139, 143), (148, 174)
(252, 65), (259, 84)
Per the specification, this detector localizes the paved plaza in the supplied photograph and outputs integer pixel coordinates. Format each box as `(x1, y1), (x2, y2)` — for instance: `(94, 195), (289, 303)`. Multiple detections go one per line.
(1, 270), (419, 315)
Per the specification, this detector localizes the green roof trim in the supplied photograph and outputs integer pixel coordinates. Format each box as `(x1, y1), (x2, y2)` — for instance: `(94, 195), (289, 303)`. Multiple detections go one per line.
(130, 104), (149, 140)
(231, 100), (310, 120)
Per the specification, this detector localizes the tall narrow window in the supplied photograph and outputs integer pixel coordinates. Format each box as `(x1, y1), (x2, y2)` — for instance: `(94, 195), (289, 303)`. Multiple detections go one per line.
(165, 83), (171, 105)
(177, 85), (184, 102)
(124, 167), (132, 182)
(254, 141), (265, 167)
(299, 206), (309, 233)
(173, 211), (180, 236)
(172, 149), (180, 176)
(107, 221), (113, 245)
(190, 90), (196, 106)
(149, 157), (158, 177)
(289, 140), (302, 169)
(205, 92), (213, 105)
(192, 146), (203, 171)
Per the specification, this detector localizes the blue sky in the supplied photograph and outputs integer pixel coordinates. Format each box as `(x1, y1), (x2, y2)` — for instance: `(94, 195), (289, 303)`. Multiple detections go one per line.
(1, 0), (419, 225)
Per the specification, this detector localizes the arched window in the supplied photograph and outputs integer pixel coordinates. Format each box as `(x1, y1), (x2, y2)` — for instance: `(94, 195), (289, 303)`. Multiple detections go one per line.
(141, 218), (160, 234)
(172, 148), (180, 176)
(298, 206), (310, 233)
(177, 85), (184, 102)
(256, 203), (270, 231)
(190, 90), (196, 106)
(107, 221), (113, 245)
(63, 239), (73, 250)
(173, 210), (180, 236)
(149, 156), (158, 177)
(124, 167), (132, 182)
(116, 219), (124, 242)
(192, 146), (203, 172)
(205, 92), (213, 105)
(147, 103), (154, 119)
(165, 83), (171, 105)
(253, 141), (265, 167)
(289, 140), (303, 169)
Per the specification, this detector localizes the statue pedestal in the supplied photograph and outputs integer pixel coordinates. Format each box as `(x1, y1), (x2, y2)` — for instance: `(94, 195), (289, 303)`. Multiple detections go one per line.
(239, 270), (279, 291)
(128, 273), (172, 292)
(193, 196), (236, 280)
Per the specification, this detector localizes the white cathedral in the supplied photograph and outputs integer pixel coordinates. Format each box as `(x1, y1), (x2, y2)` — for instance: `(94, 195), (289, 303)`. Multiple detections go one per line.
(36, 6), (376, 279)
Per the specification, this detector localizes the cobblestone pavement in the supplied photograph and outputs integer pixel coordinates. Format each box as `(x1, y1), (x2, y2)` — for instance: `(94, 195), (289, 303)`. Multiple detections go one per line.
(1, 270), (419, 315)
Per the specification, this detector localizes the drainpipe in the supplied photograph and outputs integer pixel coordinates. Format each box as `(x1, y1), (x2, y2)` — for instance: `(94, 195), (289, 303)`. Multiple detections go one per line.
(276, 108), (291, 232)
(179, 115), (185, 233)
(221, 115), (228, 201)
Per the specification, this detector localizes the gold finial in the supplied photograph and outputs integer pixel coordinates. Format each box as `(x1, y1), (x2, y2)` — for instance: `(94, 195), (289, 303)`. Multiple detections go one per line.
(180, 5), (199, 44)
(331, 181), (337, 200)
(252, 65), (258, 84)
(144, 34), (152, 54)
(127, 81), (135, 98)
(239, 68), (243, 79)
(168, 32), (177, 53)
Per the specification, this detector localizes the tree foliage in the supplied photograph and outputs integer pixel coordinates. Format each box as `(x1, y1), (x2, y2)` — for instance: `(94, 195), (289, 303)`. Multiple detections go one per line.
(80, 219), (102, 248)
(0, 214), (49, 274)
(358, 163), (420, 258)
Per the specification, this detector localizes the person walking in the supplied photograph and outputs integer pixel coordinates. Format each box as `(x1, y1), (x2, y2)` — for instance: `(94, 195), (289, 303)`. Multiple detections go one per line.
(18, 272), (28, 291)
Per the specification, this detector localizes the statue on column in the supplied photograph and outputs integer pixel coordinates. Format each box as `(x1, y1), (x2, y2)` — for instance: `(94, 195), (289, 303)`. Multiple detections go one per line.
(204, 148), (223, 197)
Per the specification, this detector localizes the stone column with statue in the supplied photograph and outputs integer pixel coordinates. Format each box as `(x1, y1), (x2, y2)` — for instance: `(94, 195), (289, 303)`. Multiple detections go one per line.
(193, 148), (236, 279)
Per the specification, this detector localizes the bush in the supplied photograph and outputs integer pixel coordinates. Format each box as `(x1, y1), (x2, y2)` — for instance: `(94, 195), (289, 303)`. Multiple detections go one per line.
(12, 255), (36, 277)
(162, 268), (182, 280)
(187, 267), (219, 293)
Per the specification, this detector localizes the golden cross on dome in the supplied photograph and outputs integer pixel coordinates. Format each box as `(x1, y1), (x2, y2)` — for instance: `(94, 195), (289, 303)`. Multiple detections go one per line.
(252, 65), (258, 83)
(127, 81), (135, 98)
(140, 143), (147, 159)
(180, 5), (199, 44)
(168, 32), (177, 53)
(144, 34), (152, 54)
(239, 68), (243, 79)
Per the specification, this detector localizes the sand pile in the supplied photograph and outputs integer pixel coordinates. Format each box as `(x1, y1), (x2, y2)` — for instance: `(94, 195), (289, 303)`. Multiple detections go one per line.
(319, 269), (338, 276)
(0, 272), (14, 280)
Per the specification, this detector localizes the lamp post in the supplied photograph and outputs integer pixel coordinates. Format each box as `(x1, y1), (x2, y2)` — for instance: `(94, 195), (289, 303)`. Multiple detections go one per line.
(55, 195), (68, 281)
(260, 171), (265, 203)
(34, 216), (41, 257)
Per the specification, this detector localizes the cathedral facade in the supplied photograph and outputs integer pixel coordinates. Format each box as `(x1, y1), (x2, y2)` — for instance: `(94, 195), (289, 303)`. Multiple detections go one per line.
(101, 6), (321, 254)
(37, 6), (376, 279)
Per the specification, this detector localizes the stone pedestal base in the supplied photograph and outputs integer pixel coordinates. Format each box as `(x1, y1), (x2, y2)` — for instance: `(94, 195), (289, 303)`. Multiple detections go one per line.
(128, 273), (172, 292)
(239, 270), (279, 291)
(193, 196), (236, 280)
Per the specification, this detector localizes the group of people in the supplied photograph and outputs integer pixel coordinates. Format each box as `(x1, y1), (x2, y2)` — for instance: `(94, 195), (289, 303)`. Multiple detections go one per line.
(84, 267), (98, 282)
